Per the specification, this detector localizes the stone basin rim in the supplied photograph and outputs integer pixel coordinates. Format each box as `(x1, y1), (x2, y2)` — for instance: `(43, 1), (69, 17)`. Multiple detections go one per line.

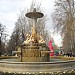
(0, 60), (75, 64)
(0, 60), (75, 73)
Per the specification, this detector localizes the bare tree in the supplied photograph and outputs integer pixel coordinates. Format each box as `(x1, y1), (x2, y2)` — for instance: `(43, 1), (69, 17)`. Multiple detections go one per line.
(0, 23), (8, 55)
(52, 0), (75, 53)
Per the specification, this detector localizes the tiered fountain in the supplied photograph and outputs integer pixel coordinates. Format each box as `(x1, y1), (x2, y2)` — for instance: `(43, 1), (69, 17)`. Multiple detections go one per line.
(18, 8), (50, 62)
(0, 8), (75, 75)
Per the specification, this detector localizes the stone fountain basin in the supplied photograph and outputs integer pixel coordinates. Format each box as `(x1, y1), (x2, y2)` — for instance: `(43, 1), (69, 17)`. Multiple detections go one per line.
(0, 60), (75, 73)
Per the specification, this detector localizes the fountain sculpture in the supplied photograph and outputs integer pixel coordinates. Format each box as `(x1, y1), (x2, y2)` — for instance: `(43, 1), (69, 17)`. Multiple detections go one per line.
(18, 8), (50, 62)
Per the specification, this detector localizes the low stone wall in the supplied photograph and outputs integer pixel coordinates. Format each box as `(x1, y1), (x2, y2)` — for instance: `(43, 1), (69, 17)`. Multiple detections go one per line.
(0, 56), (18, 59)
(51, 56), (75, 60)
(0, 60), (75, 73)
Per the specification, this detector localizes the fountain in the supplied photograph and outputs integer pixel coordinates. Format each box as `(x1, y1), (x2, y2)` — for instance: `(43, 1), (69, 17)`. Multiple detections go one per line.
(17, 8), (50, 62)
(0, 8), (75, 75)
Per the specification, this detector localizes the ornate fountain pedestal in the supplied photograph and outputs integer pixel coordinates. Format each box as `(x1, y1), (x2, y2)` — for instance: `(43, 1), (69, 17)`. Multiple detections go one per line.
(19, 43), (50, 62)
(17, 8), (50, 62)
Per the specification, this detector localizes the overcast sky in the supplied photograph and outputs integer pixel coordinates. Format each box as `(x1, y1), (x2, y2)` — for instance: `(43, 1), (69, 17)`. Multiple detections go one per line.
(0, 0), (62, 47)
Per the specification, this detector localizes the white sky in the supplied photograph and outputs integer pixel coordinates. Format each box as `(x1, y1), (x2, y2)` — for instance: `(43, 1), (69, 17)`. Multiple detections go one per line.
(0, 0), (62, 47)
